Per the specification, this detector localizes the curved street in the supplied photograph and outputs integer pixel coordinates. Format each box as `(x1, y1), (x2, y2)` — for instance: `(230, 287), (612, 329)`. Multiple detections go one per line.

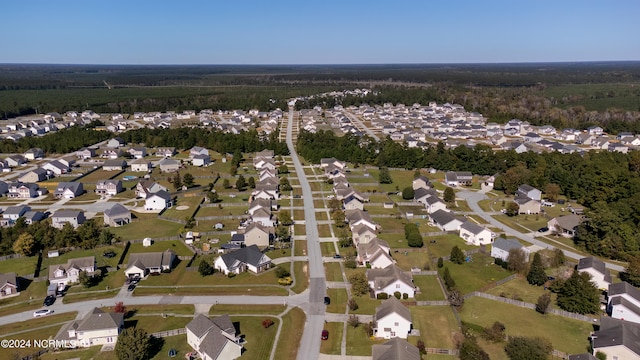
(458, 190), (625, 272)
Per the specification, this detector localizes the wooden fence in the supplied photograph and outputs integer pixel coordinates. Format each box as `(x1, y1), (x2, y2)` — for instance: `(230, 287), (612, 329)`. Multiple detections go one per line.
(150, 327), (186, 338)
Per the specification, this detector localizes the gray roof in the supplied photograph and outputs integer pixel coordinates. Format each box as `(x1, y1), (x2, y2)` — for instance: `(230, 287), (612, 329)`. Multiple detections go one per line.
(52, 209), (84, 218)
(429, 209), (456, 226)
(55, 182), (83, 195)
(609, 282), (640, 302)
(460, 221), (486, 235)
(578, 256), (607, 275)
(518, 184), (538, 193)
(367, 265), (414, 291)
(492, 238), (524, 252)
(610, 296), (640, 318)
(186, 314), (237, 359)
(4, 205), (30, 216)
(186, 313), (216, 338)
(149, 190), (171, 201)
(375, 297), (412, 323)
(592, 317), (640, 355)
(345, 209), (374, 225)
(76, 307), (123, 332)
(551, 214), (583, 231)
(103, 159), (126, 168)
(0, 272), (17, 288)
(104, 203), (130, 218)
(127, 250), (176, 269)
(220, 245), (270, 268)
(372, 338), (420, 360)
(414, 187), (437, 200)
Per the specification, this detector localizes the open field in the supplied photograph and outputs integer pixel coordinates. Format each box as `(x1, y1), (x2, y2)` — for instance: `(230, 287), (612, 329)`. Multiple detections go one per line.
(441, 253), (513, 295)
(414, 275), (446, 301)
(410, 306), (459, 348)
(109, 212), (184, 240)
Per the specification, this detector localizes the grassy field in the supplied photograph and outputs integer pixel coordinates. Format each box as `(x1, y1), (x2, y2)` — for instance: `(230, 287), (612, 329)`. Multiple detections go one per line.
(291, 261), (309, 294)
(230, 316), (279, 360)
(125, 314), (191, 333)
(414, 276), (446, 301)
(326, 288), (348, 314)
(410, 306), (459, 349)
(209, 304), (286, 316)
(486, 276), (556, 306)
(109, 212), (184, 240)
(41, 245), (123, 271)
(325, 262), (344, 282)
(345, 323), (385, 356)
(459, 297), (595, 354)
(274, 307), (305, 360)
(294, 240), (307, 256)
(125, 240), (193, 260)
(0, 255), (38, 276)
(424, 234), (475, 260)
(162, 196), (203, 218)
(392, 249), (431, 271)
(441, 253), (513, 295)
(349, 294), (382, 315)
(321, 322), (344, 355)
(321, 241), (336, 256)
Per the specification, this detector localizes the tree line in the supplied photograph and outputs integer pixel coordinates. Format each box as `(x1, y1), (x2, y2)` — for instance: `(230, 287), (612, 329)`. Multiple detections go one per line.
(0, 125), (112, 155)
(297, 130), (640, 260)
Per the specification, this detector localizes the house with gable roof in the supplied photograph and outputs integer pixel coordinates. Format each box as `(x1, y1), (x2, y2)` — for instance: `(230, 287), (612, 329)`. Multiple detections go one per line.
(103, 203), (131, 227)
(548, 214), (583, 237)
(374, 297), (413, 339)
(372, 338), (420, 360)
(95, 179), (123, 197)
(577, 256), (612, 291)
(18, 168), (48, 183)
(48, 256), (95, 290)
(357, 238), (393, 269)
(124, 250), (176, 279)
(429, 209), (463, 232)
(367, 265), (415, 298)
(0, 273), (19, 298)
(214, 245), (272, 275)
(351, 223), (378, 246)
(459, 221), (493, 246)
(186, 314), (243, 360)
(55, 307), (124, 348)
(607, 282), (640, 324)
(135, 179), (167, 199)
(412, 175), (431, 191)
(243, 222), (274, 248)
(517, 184), (542, 201)
(591, 317), (640, 359)
(144, 190), (173, 211)
(491, 238), (530, 262)
(346, 209), (378, 231)
(54, 182), (84, 199)
(51, 209), (86, 229)
(158, 158), (180, 172)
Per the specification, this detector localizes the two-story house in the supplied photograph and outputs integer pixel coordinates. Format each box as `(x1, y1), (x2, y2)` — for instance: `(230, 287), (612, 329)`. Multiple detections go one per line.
(374, 297), (412, 339)
(186, 314), (242, 360)
(95, 180), (123, 197)
(48, 256), (95, 290)
(51, 209), (86, 229)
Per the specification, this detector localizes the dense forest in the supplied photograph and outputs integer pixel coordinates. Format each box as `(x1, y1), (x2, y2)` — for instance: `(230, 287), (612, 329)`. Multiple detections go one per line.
(297, 130), (640, 260)
(0, 125), (112, 154)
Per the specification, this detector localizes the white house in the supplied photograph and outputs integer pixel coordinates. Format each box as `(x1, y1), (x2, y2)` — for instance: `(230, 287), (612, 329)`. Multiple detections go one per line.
(0, 273), (19, 298)
(517, 184), (542, 201)
(577, 256), (612, 291)
(424, 196), (448, 214)
(124, 250), (176, 279)
(351, 224), (378, 246)
(429, 209), (463, 232)
(48, 257), (95, 290)
(491, 238), (529, 262)
(214, 245), (272, 275)
(144, 190), (173, 211)
(131, 159), (152, 172)
(367, 265), (415, 299)
(459, 221), (493, 246)
(374, 297), (412, 339)
(608, 282), (640, 324)
(55, 307), (123, 348)
(591, 317), (640, 359)
(357, 238), (393, 269)
(186, 314), (242, 360)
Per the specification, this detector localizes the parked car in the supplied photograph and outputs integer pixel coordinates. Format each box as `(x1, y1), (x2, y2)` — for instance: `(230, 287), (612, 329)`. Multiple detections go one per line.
(33, 309), (54, 318)
(333, 254), (342, 259)
(537, 227), (549, 233)
(321, 330), (329, 340)
(127, 284), (137, 292)
(43, 295), (56, 306)
(103, 251), (117, 258)
(324, 296), (330, 305)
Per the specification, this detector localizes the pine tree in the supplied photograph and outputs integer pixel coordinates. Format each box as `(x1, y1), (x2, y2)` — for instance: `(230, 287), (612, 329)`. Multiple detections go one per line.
(527, 252), (547, 286)
(450, 246), (465, 264)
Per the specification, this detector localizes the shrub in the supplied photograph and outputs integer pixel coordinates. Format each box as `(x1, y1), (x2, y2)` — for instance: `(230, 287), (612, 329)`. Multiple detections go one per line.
(227, 272), (236, 278)
(348, 315), (360, 328)
(417, 340), (426, 355)
(376, 293), (389, 300)
(344, 259), (357, 269)
(348, 298), (359, 311)
(402, 293), (408, 300)
(278, 277), (293, 286)
(275, 266), (290, 278)
(437, 257), (444, 268)
(536, 293), (551, 314)
(393, 291), (401, 299)
(450, 246), (465, 264)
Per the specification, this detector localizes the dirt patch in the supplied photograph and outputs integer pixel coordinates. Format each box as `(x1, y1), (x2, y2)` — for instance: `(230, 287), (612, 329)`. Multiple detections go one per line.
(175, 205), (189, 210)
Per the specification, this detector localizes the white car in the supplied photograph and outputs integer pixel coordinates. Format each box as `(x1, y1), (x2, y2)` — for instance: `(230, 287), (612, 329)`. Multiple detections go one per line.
(33, 309), (54, 318)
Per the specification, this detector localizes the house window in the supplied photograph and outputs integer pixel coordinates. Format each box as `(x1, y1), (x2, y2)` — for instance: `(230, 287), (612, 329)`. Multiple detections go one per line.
(394, 322), (399, 326)
(396, 284), (400, 288)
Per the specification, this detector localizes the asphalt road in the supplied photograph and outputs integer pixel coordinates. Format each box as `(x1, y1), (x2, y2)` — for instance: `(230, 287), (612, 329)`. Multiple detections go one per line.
(286, 107), (326, 360)
(458, 190), (625, 272)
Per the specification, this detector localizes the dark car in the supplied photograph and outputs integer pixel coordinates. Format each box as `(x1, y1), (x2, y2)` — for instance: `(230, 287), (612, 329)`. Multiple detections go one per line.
(324, 296), (330, 305)
(333, 254), (342, 259)
(103, 251), (117, 258)
(321, 330), (329, 340)
(127, 284), (137, 292)
(43, 295), (56, 306)
(537, 227), (549, 233)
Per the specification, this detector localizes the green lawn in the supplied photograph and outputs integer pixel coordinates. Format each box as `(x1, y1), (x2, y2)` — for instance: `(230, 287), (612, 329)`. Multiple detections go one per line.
(320, 322), (344, 355)
(0, 312), (77, 336)
(349, 294), (382, 315)
(2, 326), (69, 359)
(274, 307), (305, 360)
(291, 261), (309, 294)
(392, 249), (431, 271)
(125, 240), (193, 260)
(109, 212), (184, 240)
(119, 304), (194, 315)
(318, 224), (332, 237)
(486, 276), (556, 306)
(0, 255), (38, 276)
(326, 288), (348, 313)
(125, 315), (191, 334)
(410, 307), (459, 348)
(414, 276), (446, 301)
(62, 289), (120, 304)
(196, 205), (247, 217)
(162, 196), (203, 219)
(321, 242), (336, 256)
(424, 234), (475, 260)
(346, 324), (385, 356)
(325, 262), (344, 282)
(294, 240), (307, 256)
(441, 253), (513, 295)
(41, 245), (123, 272)
(233, 316), (278, 360)
(0, 280), (47, 316)
(459, 297), (595, 354)
(209, 304), (286, 316)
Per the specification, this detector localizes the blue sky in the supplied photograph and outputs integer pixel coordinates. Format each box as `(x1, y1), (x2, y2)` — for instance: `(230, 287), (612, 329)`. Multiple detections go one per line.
(2, 0), (639, 64)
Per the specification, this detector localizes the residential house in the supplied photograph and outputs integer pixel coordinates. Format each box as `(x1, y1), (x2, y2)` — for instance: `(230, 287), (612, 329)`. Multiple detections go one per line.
(253, 183), (279, 200)
(444, 171), (473, 187)
(591, 317), (640, 359)
(192, 154), (211, 167)
(459, 221), (493, 246)
(2, 205), (31, 226)
(100, 149), (122, 159)
(102, 159), (127, 171)
(374, 297), (412, 339)
(135, 180), (167, 199)
(124, 250), (176, 279)
(490, 238), (530, 262)
(95, 179), (123, 196)
(0, 273), (19, 298)
(5, 155), (27, 167)
(548, 214), (583, 237)
(412, 175), (431, 190)
(514, 196), (541, 214)
(23, 211), (45, 225)
(55, 307), (124, 348)
(103, 203), (131, 227)
(243, 222), (274, 248)
(214, 245), (272, 275)
(344, 195), (364, 211)
(372, 338), (420, 360)
(189, 146), (209, 157)
(346, 209), (378, 231)
(357, 238), (393, 269)
(607, 282), (640, 324)
(424, 196), (448, 214)
(351, 223), (378, 246)
(48, 256), (95, 289)
(130, 159), (152, 172)
(144, 190), (173, 211)
(0, 180), (9, 196)
(158, 158), (180, 172)
(128, 147), (146, 159)
(155, 147), (176, 158)
(186, 314), (243, 360)
(24, 148), (44, 160)
(18, 168), (48, 183)
(51, 209), (86, 229)
(106, 137), (125, 148)
(251, 207), (276, 228)
(248, 199), (278, 216)
(7, 183), (42, 199)
(429, 209), (463, 232)
(320, 157), (346, 169)
(76, 147), (96, 160)
(367, 265), (415, 298)
(577, 256), (612, 291)
(54, 182), (84, 199)
(413, 187), (438, 205)
(517, 184), (542, 201)
(42, 160), (70, 176)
